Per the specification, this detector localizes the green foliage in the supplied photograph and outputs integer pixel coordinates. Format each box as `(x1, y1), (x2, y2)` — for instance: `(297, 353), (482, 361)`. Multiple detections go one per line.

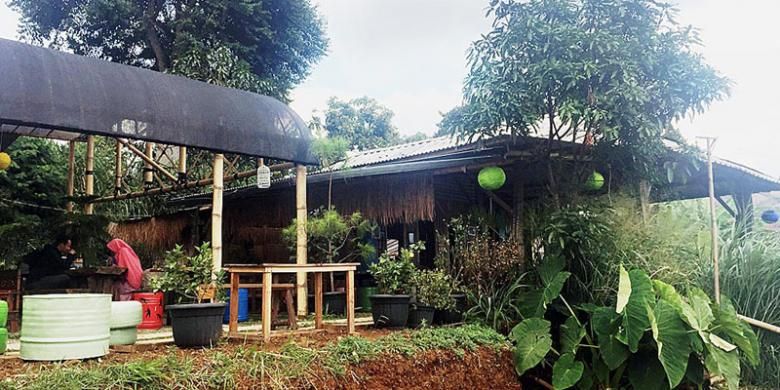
(509, 265), (759, 389)
(320, 96), (400, 150)
(150, 242), (225, 303)
(369, 242), (423, 295)
(311, 137), (350, 168)
(10, 0), (328, 99)
(412, 269), (455, 310)
(282, 208), (376, 264)
(441, 0), (728, 186)
(3, 324), (508, 389)
(464, 274), (529, 334)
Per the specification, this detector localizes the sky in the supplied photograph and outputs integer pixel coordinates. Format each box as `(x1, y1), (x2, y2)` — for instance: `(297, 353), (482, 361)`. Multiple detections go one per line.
(1, 1), (779, 177)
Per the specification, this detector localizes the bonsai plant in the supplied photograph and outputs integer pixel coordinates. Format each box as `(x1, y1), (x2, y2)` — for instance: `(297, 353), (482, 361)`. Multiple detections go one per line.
(282, 207), (375, 315)
(368, 242), (421, 328)
(150, 242), (226, 348)
(408, 269), (455, 328)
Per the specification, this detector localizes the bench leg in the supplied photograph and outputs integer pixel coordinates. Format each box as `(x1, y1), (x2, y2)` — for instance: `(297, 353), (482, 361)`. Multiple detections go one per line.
(285, 289), (297, 330)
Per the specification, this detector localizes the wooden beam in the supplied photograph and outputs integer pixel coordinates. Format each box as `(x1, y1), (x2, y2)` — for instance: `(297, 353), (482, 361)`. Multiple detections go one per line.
(84, 135), (95, 215)
(296, 164), (308, 316)
(715, 196), (736, 218)
(66, 140), (75, 213)
(117, 138), (178, 182)
(482, 189), (513, 215)
(212, 154), (224, 276)
(92, 161), (294, 203)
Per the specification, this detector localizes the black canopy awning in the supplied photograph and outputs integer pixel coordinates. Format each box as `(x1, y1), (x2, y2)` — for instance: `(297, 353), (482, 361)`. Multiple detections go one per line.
(0, 38), (316, 164)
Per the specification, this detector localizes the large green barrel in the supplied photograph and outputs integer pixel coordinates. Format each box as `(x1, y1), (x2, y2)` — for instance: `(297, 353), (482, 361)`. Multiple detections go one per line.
(0, 300), (7, 327)
(21, 294), (111, 361)
(357, 287), (378, 312)
(0, 328), (7, 354)
(110, 301), (142, 346)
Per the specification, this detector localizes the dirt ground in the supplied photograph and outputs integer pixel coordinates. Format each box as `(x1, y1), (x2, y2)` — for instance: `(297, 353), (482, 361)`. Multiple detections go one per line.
(0, 328), (522, 389)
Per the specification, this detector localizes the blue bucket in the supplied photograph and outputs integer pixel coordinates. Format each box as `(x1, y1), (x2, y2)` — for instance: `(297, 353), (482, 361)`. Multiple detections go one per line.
(223, 288), (249, 323)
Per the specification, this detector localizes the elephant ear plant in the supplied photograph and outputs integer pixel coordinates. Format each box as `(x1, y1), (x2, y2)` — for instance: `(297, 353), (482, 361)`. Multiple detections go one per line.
(368, 242), (423, 328)
(151, 242), (227, 348)
(511, 256), (760, 390)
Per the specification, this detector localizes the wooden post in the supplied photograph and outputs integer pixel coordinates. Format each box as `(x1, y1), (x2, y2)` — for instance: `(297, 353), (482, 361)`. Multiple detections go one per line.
(84, 135), (95, 215)
(346, 270), (355, 334)
(639, 180), (651, 223)
(314, 272), (323, 329)
(229, 271), (239, 335)
(704, 137), (720, 303)
(178, 146), (187, 181)
(66, 141), (76, 213)
(295, 164), (308, 316)
(262, 271), (272, 342)
(114, 141), (123, 194)
(212, 154), (224, 276)
(143, 142), (155, 187)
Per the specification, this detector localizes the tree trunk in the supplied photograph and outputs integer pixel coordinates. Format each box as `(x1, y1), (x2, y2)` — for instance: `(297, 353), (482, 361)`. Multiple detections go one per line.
(144, 0), (169, 71)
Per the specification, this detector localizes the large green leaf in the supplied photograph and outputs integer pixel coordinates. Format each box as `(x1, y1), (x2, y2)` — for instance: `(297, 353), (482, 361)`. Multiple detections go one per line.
(539, 254), (566, 284)
(650, 299), (691, 388)
(616, 265), (631, 314)
(622, 269), (654, 352)
(560, 315), (585, 355)
(510, 318), (552, 375)
(652, 280), (682, 311)
(712, 296), (760, 367)
(553, 353), (584, 389)
(680, 287), (714, 341)
(684, 354), (705, 387)
(518, 288), (545, 318)
(704, 343), (740, 390)
(592, 306), (629, 371)
(543, 271), (571, 305)
(627, 350), (668, 390)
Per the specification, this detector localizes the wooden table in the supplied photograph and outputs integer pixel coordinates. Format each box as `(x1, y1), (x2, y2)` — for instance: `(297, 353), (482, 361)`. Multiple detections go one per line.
(224, 263), (359, 342)
(66, 266), (127, 298)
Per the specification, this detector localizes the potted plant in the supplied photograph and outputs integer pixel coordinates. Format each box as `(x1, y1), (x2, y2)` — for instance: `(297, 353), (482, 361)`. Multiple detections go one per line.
(409, 269), (455, 328)
(150, 243), (226, 348)
(283, 207), (375, 315)
(368, 242), (421, 328)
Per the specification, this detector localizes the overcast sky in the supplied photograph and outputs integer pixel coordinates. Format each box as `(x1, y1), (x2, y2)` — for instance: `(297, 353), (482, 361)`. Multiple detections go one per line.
(1, 1), (778, 177)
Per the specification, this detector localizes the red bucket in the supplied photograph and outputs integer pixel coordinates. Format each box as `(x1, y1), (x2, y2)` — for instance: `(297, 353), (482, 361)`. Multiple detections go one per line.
(133, 292), (164, 330)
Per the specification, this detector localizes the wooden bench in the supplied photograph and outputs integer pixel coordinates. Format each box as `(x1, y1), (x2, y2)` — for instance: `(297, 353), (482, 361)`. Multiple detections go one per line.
(221, 282), (297, 330)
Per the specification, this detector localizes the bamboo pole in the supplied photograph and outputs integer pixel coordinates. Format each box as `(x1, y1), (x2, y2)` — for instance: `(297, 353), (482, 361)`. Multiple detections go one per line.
(116, 138), (179, 182)
(144, 142), (155, 186)
(703, 137), (720, 304)
(212, 154), (224, 276)
(92, 162), (294, 203)
(114, 140), (123, 194)
(84, 135), (95, 215)
(66, 140), (76, 213)
(296, 164), (308, 316)
(178, 146), (187, 181)
(738, 314), (780, 335)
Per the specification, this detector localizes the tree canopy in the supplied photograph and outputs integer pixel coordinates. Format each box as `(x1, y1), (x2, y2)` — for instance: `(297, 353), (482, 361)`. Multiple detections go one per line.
(321, 96), (400, 150)
(10, 0), (328, 99)
(440, 0), (728, 185)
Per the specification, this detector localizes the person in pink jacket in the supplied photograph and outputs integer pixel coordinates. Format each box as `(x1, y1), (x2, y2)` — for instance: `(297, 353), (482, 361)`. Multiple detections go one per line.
(107, 239), (144, 301)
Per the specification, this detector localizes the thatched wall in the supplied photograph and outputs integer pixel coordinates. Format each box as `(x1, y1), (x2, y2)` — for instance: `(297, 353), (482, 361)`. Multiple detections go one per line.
(108, 211), (193, 254)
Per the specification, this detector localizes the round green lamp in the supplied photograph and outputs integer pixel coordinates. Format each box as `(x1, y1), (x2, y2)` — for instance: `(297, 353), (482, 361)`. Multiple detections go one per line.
(585, 171), (604, 191)
(0, 152), (10, 171)
(478, 166), (506, 191)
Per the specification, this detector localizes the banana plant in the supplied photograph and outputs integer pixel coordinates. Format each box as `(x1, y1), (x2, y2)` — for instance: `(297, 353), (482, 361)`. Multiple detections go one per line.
(511, 259), (759, 390)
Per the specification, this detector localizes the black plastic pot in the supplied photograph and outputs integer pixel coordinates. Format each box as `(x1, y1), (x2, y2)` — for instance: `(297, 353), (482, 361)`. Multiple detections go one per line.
(434, 294), (467, 324)
(408, 304), (435, 328)
(168, 302), (226, 348)
(370, 294), (410, 328)
(307, 291), (347, 315)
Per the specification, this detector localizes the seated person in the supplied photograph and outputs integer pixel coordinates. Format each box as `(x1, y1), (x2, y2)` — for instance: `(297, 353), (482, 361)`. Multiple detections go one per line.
(24, 235), (76, 290)
(106, 239), (143, 301)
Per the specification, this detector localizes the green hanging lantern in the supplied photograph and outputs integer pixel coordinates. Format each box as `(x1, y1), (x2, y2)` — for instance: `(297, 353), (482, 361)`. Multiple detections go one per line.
(478, 166), (506, 191)
(585, 171), (605, 190)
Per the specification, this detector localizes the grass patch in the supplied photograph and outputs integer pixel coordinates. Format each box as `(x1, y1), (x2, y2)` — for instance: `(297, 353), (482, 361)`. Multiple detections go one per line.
(1, 325), (507, 390)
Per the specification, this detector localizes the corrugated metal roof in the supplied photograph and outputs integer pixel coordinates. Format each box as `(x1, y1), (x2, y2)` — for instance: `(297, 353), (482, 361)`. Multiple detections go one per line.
(328, 136), (466, 170)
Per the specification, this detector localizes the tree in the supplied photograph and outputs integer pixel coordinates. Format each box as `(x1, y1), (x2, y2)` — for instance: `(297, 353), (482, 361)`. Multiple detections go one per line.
(440, 0), (728, 194)
(10, 0), (328, 99)
(321, 97), (400, 150)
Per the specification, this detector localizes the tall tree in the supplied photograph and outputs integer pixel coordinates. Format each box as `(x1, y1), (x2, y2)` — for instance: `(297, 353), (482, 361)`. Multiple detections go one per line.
(440, 0), (728, 193)
(321, 96), (400, 150)
(10, 0), (328, 99)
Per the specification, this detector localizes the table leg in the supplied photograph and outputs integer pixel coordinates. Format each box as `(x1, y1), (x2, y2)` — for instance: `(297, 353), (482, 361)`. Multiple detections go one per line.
(229, 272), (239, 335)
(346, 270), (355, 335)
(262, 271), (272, 342)
(285, 289), (297, 330)
(314, 272), (323, 329)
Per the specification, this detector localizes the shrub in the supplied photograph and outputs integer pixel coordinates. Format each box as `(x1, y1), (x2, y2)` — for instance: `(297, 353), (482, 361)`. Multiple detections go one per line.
(413, 269), (455, 310)
(150, 242), (225, 303)
(282, 207), (376, 264)
(369, 242), (422, 295)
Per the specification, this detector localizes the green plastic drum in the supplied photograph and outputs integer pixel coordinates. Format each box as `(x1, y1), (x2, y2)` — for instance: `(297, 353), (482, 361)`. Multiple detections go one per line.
(357, 287), (378, 312)
(0, 300), (7, 328)
(21, 294), (111, 361)
(0, 328), (7, 354)
(110, 301), (143, 346)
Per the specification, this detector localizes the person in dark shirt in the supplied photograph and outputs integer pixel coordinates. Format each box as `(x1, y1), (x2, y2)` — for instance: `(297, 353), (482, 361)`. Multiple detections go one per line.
(24, 234), (76, 289)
